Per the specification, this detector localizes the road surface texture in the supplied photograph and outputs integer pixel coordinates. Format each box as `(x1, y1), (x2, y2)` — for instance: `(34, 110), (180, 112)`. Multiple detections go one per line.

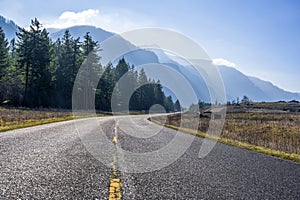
(1, 115), (300, 199)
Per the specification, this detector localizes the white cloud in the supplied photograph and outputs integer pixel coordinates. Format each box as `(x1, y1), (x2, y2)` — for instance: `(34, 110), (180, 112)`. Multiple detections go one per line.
(212, 58), (236, 67)
(59, 9), (99, 22)
(44, 9), (151, 33)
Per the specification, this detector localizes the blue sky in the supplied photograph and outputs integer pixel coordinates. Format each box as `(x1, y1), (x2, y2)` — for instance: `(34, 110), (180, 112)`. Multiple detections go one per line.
(1, 0), (299, 92)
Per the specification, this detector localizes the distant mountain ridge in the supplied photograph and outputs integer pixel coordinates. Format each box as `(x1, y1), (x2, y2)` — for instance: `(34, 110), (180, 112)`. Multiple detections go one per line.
(50, 25), (114, 43)
(0, 16), (19, 41)
(0, 15), (299, 102)
(247, 76), (300, 102)
(217, 66), (300, 102)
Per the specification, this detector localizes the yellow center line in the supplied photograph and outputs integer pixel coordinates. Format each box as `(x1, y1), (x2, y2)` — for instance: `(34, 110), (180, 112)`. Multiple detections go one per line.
(109, 124), (122, 200)
(113, 136), (117, 144)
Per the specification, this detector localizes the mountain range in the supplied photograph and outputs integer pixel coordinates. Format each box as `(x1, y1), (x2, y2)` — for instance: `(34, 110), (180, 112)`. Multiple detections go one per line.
(1, 15), (299, 102)
(0, 16), (19, 41)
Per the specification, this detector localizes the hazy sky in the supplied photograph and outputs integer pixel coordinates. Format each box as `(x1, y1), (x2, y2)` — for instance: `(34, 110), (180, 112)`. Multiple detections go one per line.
(1, 0), (299, 92)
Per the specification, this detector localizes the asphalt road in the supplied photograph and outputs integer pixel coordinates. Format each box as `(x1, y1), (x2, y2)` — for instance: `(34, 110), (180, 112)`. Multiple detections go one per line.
(1, 115), (300, 199)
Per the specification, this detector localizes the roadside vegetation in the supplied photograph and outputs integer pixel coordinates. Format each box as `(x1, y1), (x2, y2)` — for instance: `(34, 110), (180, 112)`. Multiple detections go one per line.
(151, 101), (300, 162)
(0, 106), (76, 132)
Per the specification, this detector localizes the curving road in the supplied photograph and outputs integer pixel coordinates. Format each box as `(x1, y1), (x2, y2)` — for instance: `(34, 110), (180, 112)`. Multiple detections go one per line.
(1, 115), (300, 199)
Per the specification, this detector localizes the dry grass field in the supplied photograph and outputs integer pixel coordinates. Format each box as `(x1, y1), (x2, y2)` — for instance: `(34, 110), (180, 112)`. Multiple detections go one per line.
(151, 102), (300, 162)
(0, 107), (74, 132)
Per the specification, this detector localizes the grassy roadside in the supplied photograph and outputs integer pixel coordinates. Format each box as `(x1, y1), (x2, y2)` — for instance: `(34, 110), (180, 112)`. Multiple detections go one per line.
(150, 119), (300, 163)
(0, 107), (107, 132)
(0, 116), (75, 132)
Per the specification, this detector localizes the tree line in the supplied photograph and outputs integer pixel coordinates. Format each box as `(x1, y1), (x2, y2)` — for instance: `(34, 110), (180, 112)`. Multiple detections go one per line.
(0, 19), (179, 112)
